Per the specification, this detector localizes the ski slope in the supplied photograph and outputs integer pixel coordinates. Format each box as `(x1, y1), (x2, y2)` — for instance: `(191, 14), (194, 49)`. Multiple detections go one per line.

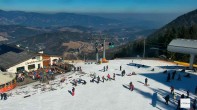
(0, 59), (196, 110)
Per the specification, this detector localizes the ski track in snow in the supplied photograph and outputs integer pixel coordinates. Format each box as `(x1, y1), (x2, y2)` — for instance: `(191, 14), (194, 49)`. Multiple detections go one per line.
(0, 59), (197, 110)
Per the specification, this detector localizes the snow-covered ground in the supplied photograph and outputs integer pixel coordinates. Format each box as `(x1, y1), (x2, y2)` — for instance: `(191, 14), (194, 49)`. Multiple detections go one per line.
(0, 59), (197, 110)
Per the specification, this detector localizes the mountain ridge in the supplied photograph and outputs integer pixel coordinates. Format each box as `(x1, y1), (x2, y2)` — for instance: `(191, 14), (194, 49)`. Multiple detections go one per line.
(0, 9), (120, 28)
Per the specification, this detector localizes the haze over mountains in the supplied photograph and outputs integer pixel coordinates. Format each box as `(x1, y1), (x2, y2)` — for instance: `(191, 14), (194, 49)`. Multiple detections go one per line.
(0, 9), (192, 58)
(0, 10), (119, 28)
(0, 10), (181, 29)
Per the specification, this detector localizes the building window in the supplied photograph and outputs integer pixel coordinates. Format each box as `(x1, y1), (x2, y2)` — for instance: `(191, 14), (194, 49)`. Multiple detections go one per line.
(17, 66), (25, 72)
(28, 64), (35, 70)
(38, 64), (41, 69)
(36, 56), (41, 60)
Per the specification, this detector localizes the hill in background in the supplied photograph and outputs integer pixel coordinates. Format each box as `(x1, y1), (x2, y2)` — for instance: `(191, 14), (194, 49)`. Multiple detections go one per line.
(114, 9), (197, 62)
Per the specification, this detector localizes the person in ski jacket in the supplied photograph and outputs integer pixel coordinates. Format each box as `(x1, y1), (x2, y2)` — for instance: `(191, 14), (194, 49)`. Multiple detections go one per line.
(107, 74), (111, 80)
(145, 78), (148, 86)
(130, 82), (134, 91)
(72, 87), (75, 96)
(170, 86), (174, 95)
(0, 93), (3, 100)
(113, 73), (115, 80)
(97, 76), (100, 83)
(102, 76), (105, 82)
(164, 94), (170, 105)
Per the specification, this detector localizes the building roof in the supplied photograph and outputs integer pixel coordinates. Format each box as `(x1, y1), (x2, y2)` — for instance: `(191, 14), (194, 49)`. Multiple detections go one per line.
(167, 39), (197, 55)
(0, 51), (36, 70)
(0, 72), (16, 85)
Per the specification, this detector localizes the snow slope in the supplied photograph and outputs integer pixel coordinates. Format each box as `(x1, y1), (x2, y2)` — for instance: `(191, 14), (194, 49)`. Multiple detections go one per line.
(0, 59), (196, 110)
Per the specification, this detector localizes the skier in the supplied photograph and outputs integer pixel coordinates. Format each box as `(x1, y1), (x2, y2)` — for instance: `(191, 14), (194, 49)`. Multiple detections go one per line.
(103, 66), (105, 72)
(120, 65), (122, 71)
(113, 73), (115, 80)
(152, 92), (157, 107)
(74, 67), (76, 71)
(107, 74), (111, 81)
(129, 82), (134, 91)
(97, 76), (100, 83)
(122, 70), (125, 77)
(102, 76), (105, 82)
(164, 94), (170, 105)
(170, 86), (174, 95)
(3, 93), (7, 100)
(80, 67), (82, 71)
(166, 73), (171, 82)
(0, 93), (3, 100)
(145, 78), (148, 86)
(106, 65), (108, 71)
(72, 87), (75, 96)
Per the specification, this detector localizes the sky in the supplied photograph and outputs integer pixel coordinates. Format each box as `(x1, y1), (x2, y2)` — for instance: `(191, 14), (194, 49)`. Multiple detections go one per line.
(0, 0), (197, 13)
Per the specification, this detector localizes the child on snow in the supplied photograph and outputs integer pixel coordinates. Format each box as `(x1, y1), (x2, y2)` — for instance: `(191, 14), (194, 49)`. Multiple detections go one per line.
(72, 87), (75, 96)
(145, 78), (148, 86)
(129, 82), (134, 91)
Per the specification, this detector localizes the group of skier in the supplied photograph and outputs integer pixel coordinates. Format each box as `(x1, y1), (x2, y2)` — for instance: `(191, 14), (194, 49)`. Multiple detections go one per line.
(0, 93), (7, 100)
(103, 65), (108, 72)
(90, 73), (116, 84)
(70, 64), (197, 110)
(73, 66), (82, 71)
(166, 71), (182, 82)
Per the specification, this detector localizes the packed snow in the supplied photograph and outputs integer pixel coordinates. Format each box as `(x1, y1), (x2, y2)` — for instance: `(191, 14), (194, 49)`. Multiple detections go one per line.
(0, 59), (197, 110)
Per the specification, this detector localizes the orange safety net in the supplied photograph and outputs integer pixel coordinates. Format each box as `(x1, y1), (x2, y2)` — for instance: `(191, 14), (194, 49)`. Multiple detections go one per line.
(0, 80), (17, 93)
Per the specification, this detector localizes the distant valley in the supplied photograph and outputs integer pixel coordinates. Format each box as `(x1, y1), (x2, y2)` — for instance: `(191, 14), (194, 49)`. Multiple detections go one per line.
(0, 9), (180, 59)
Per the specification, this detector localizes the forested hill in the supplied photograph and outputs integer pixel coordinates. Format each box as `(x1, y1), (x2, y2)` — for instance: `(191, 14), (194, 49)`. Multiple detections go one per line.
(114, 9), (197, 62)
(147, 9), (197, 45)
